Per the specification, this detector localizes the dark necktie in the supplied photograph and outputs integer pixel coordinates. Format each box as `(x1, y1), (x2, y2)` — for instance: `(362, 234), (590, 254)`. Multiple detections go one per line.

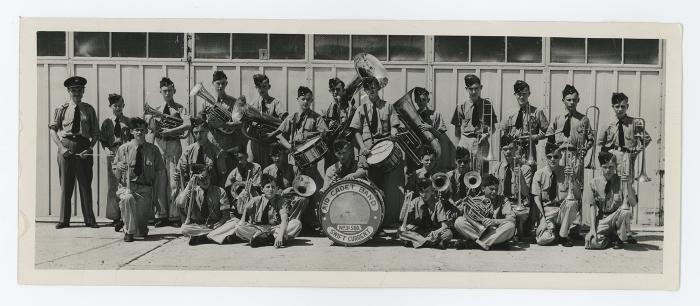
(369, 105), (379, 134)
(296, 112), (307, 131)
(114, 117), (122, 139)
(134, 145), (144, 176)
(471, 102), (482, 127)
(276, 168), (286, 188)
(548, 172), (557, 201)
(562, 114), (572, 137)
(504, 165), (513, 197)
(261, 98), (269, 114)
(71, 105), (81, 134)
(458, 172), (467, 199)
(617, 119), (626, 148)
(163, 105), (171, 115)
(514, 109), (524, 129)
(201, 188), (209, 221)
(195, 146), (205, 164)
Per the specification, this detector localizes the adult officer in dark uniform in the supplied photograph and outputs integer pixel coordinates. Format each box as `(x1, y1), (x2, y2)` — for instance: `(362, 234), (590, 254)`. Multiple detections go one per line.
(49, 76), (100, 229)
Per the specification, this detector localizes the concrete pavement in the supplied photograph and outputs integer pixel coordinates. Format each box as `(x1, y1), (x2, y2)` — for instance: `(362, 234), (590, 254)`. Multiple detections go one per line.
(34, 222), (663, 272)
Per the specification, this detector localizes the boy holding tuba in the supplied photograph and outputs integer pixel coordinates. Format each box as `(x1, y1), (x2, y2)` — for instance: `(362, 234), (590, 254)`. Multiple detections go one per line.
(145, 77), (191, 228)
(453, 174), (516, 250)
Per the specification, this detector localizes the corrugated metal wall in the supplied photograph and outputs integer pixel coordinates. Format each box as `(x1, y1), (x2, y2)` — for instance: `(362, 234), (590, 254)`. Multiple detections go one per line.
(36, 37), (665, 226)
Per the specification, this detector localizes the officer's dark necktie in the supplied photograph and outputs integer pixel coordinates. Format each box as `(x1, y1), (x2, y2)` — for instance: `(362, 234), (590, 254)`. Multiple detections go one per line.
(617, 119), (626, 148)
(71, 105), (81, 134)
(504, 165), (513, 197)
(369, 105), (379, 134)
(562, 114), (572, 137)
(134, 145), (144, 176)
(114, 117), (122, 139)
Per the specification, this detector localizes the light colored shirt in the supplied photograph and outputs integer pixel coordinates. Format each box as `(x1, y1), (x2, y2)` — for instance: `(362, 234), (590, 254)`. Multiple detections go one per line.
(225, 162), (262, 189)
(176, 141), (221, 184)
(205, 93), (244, 151)
(276, 110), (328, 144)
(546, 110), (593, 147)
(597, 115), (652, 152)
(418, 108), (447, 133)
(49, 101), (100, 139)
(251, 96), (284, 118)
(490, 161), (532, 199)
(450, 98), (498, 137)
(175, 185), (229, 224)
(263, 163), (299, 190)
(322, 157), (369, 191)
(349, 98), (401, 145)
(112, 140), (165, 186)
(99, 114), (132, 151)
(583, 174), (623, 214)
(531, 165), (581, 204)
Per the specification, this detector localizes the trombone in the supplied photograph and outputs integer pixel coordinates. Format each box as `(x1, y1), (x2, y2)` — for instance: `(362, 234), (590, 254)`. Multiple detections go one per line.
(633, 117), (651, 183)
(583, 105), (601, 170)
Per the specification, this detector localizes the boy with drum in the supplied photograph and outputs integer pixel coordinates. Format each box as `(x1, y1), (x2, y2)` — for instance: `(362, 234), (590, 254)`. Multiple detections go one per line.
(398, 178), (457, 249)
(349, 77), (406, 229)
(269, 86), (328, 233)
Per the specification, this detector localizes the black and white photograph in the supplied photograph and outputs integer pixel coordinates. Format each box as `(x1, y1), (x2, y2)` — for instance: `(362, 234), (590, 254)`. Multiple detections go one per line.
(16, 16), (682, 290)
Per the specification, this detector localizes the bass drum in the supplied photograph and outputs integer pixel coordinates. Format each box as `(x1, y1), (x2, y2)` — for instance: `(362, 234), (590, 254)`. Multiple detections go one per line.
(319, 179), (384, 246)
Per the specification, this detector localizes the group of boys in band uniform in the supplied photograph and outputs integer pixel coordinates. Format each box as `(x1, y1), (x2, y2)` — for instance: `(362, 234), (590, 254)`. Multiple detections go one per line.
(50, 70), (651, 250)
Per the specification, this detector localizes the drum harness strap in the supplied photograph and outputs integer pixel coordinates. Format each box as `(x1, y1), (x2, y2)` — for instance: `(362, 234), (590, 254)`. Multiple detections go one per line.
(362, 103), (375, 143)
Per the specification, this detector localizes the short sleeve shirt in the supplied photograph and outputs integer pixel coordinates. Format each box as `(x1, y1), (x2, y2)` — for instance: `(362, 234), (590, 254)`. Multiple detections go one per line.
(49, 102), (100, 139)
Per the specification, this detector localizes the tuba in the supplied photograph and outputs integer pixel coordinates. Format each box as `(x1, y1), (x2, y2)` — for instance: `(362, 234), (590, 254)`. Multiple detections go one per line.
(393, 87), (443, 168)
(431, 172), (450, 199)
(144, 102), (189, 139)
(291, 175), (317, 197)
(190, 83), (237, 134)
(462, 194), (493, 237)
(327, 53), (389, 141)
(231, 97), (284, 144)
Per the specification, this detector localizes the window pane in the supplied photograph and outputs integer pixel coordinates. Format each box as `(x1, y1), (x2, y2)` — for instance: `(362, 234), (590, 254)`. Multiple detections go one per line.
(194, 33), (230, 59)
(37, 31), (65, 56)
(111, 32), (146, 57)
(471, 36), (505, 62)
(232, 33), (267, 59)
(148, 33), (184, 58)
(507, 36), (541, 63)
(270, 34), (305, 60)
(389, 35), (424, 61)
(74, 32), (109, 57)
(434, 36), (469, 62)
(588, 38), (622, 64)
(550, 37), (585, 63)
(314, 34), (350, 60)
(624, 39), (659, 65)
(351, 35), (387, 61)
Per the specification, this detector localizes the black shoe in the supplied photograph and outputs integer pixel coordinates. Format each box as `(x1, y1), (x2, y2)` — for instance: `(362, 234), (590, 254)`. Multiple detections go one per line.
(114, 220), (124, 232)
(222, 235), (238, 244)
(569, 231), (583, 241)
(55, 222), (69, 229)
(171, 221), (182, 228)
(561, 237), (574, 247)
(154, 218), (171, 228)
(626, 237), (638, 244)
(612, 240), (624, 249)
(436, 240), (448, 250)
(123, 234), (134, 242)
(249, 233), (267, 248)
(188, 235), (208, 246)
(86, 223), (99, 229)
(452, 240), (468, 250)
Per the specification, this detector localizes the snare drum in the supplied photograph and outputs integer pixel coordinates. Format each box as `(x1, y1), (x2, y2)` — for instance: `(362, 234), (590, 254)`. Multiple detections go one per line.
(366, 139), (402, 173)
(293, 135), (328, 169)
(319, 179), (384, 246)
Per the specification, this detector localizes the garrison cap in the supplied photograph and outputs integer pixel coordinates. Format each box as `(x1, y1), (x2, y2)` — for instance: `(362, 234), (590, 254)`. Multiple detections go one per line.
(213, 70), (227, 82)
(159, 77), (174, 88)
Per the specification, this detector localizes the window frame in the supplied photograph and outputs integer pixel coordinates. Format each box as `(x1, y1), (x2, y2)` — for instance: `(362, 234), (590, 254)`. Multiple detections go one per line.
(36, 31), (69, 59)
(547, 37), (662, 68)
(67, 32), (187, 62)
(431, 36), (546, 67)
(309, 34), (428, 65)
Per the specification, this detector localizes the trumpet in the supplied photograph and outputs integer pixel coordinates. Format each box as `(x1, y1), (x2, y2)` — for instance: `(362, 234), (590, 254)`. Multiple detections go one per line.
(190, 82), (237, 135)
(522, 105), (537, 166)
(144, 102), (189, 139)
